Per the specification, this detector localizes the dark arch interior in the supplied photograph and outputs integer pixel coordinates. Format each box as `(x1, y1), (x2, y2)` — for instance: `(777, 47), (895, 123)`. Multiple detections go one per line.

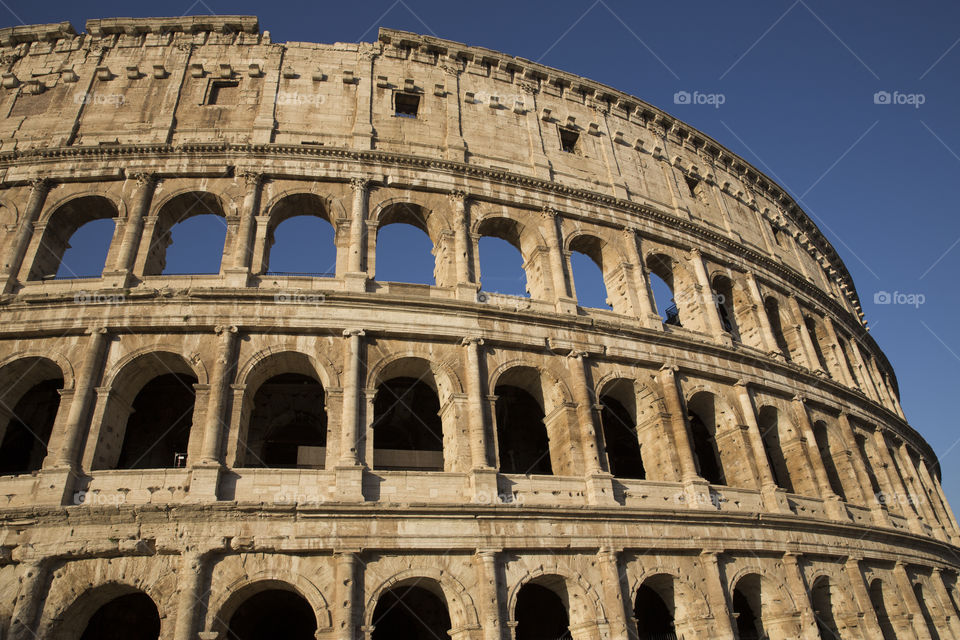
(599, 395), (645, 479)
(914, 584), (942, 640)
(633, 584), (674, 638)
(117, 373), (197, 469)
(495, 384), (552, 476)
(805, 317), (831, 373)
(810, 578), (840, 640)
(373, 377), (443, 471)
(757, 407), (793, 493)
(245, 373), (326, 468)
(712, 276), (740, 340)
(371, 585), (451, 640)
(0, 378), (62, 475)
(515, 583), (571, 640)
(732, 583), (763, 640)
(869, 580), (897, 640)
(79, 592), (160, 640)
(813, 421), (847, 500)
(647, 255), (679, 326)
(687, 409), (724, 485)
(764, 298), (791, 361)
(226, 589), (317, 640)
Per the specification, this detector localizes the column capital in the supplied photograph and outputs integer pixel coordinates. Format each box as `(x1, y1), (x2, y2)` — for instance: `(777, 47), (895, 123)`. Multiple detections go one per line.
(237, 170), (263, 188)
(734, 379), (750, 390)
(688, 246), (704, 258)
(620, 225), (638, 238)
(461, 336), (484, 347)
(475, 548), (501, 559)
(540, 205), (558, 220)
(659, 363), (679, 375)
(792, 394), (808, 405)
(447, 189), (468, 204)
(214, 324), (238, 336)
(29, 177), (50, 192)
(87, 326), (109, 336)
(349, 177), (370, 192)
(128, 172), (156, 188)
(343, 328), (366, 338)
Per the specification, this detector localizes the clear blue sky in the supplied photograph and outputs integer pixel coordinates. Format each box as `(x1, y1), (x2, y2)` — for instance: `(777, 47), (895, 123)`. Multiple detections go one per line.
(11, 1), (960, 506)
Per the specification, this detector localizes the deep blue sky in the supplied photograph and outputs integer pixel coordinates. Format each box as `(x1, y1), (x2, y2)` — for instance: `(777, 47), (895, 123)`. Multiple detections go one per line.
(14, 1), (960, 506)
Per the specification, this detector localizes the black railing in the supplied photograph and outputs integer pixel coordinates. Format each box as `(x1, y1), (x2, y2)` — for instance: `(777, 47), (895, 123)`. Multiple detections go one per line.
(638, 633), (678, 640)
(265, 271), (335, 277)
(664, 303), (681, 327)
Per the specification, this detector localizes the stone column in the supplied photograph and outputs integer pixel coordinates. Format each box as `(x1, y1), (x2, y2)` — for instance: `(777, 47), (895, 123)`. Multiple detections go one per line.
(597, 547), (633, 640)
(893, 562), (934, 640)
(735, 381), (787, 512)
(843, 557), (885, 639)
(334, 551), (359, 640)
(475, 549), (503, 640)
(929, 465), (960, 534)
(621, 227), (660, 329)
(698, 551), (736, 640)
(873, 428), (924, 534)
(50, 327), (109, 471)
(568, 352), (615, 505)
(2, 178), (50, 293)
(541, 207), (575, 313)
(8, 559), (48, 640)
(657, 365), (709, 507)
(337, 329), (366, 501)
(464, 337), (496, 502)
(868, 358), (896, 411)
(931, 568), (960, 639)
(837, 413), (889, 526)
(228, 171), (263, 276)
(745, 272), (781, 357)
(105, 173), (155, 286)
(792, 396), (845, 519)
(821, 317), (855, 387)
(688, 248), (727, 342)
(849, 342), (882, 402)
(199, 325), (238, 465)
(345, 178), (369, 290)
(450, 191), (476, 300)
(173, 550), (207, 640)
(781, 553), (819, 640)
(895, 442), (945, 540)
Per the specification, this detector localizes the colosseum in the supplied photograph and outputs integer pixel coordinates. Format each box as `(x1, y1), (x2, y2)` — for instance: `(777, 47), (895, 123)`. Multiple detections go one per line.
(0, 14), (956, 640)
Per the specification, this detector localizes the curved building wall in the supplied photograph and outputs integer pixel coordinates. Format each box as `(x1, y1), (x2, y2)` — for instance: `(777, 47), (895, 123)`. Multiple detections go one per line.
(0, 16), (956, 640)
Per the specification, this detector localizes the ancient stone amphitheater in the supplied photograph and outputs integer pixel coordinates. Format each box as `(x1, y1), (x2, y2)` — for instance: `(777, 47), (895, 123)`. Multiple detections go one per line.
(0, 14), (956, 640)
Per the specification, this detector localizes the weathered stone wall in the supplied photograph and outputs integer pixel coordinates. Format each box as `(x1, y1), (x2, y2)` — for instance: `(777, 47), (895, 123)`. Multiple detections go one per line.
(0, 16), (956, 640)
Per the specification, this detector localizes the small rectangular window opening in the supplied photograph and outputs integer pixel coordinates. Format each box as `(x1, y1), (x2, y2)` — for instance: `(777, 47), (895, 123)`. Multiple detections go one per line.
(559, 126), (579, 153)
(684, 175), (700, 198)
(394, 92), (420, 118)
(770, 222), (783, 246)
(207, 80), (239, 105)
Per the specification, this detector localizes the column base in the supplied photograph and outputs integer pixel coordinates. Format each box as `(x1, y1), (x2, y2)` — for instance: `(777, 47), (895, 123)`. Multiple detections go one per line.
(222, 267), (252, 288)
(555, 298), (578, 315)
(188, 464), (222, 502)
(342, 272), (369, 293)
(681, 477), (715, 510)
(101, 269), (136, 289)
(760, 483), (791, 514)
(37, 466), (84, 506)
(585, 473), (618, 506)
(457, 283), (482, 303)
(824, 495), (850, 521)
(643, 313), (665, 331)
(470, 467), (499, 504)
(334, 464), (365, 502)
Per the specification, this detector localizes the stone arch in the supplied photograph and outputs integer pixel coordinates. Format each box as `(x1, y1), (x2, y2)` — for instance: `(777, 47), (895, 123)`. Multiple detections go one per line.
(37, 188), (126, 226)
(812, 418), (851, 501)
(237, 345), (338, 392)
(645, 249), (700, 330)
(258, 190), (340, 276)
(27, 194), (121, 280)
(507, 567), (606, 633)
(370, 196), (453, 287)
(366, 350), (463, 398)
(565, 229), (634, 314)
(474, 213), (543, 299)
(755, 402), (817, 496)
(0, 354), (70, 474)
(594, 375), (646, 480)
(628, 567), (711, 636)
(37, 558), (178, 640)
(763, 294), (800, 362)
(728, 567), (799, 639)
(142, 189), (229, 276)
(363, 568), (479, 633)
(208, 573), (332, 635)
(91, 349), (205, 470)
(0, 349), (75, 391)
(685, 385), (751, 488)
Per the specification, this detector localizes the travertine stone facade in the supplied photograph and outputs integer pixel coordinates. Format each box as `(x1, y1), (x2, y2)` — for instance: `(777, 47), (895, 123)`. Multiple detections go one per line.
(0, 15), (956, 640)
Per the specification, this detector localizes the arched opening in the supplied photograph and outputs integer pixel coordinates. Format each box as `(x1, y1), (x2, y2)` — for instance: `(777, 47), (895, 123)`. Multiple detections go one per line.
(855, 434), (882, 496)
(28, 196), (118, 280)
(732, 575), (765, 640)
(686, 393), (725, 485)
(145, 192), (227, 275)
(757, 406), (793, 493)
(598, 380), (645, 479)
(813, 421), (847, 500)
(634, 577), (676, 640)
(263, 193), (336, 276)
(764, 297), (792, 361)
(116, 373), (197, 469)
(375, 203), (435, 285)
(372, 360), (444, 471)
(913, 583), (942, 640)
(226, 588), (317, 640)
(804, 317), (831, 374)
(0, 357), (63, 475)
(244, 373), (326, 468)
(810, 576), (840, 640)
(711, 275), (740, 340)
(79, 592), (160, 640)
(515, 579), (571, 640)
(647, 254), (680, 326)
(869, 579), (898, 640)
(495, 367), (552, 476)
(478, 235), (527, 297)
(568, 235), (610, 310)
(371, 583), (451, 640)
